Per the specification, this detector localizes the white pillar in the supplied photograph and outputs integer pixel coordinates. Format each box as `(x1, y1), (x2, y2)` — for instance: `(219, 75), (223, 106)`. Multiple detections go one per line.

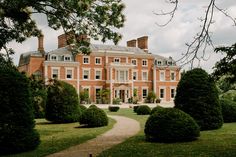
(153, 67), (157, 94)
(77, 66), (80, 94)
(110, 67), (113, 104)
(44, 65), (48, 83)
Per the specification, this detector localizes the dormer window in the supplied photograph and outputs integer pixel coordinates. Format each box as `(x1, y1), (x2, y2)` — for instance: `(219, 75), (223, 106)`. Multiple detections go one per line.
(64, 56), (71, 61)
(51, 55), (57, 61)
(114, 58), (120, 63)
(168, 61), (172, 66)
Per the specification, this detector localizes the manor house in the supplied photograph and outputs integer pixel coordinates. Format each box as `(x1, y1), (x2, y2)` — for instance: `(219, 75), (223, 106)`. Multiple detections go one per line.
(18, 33), (180, 104)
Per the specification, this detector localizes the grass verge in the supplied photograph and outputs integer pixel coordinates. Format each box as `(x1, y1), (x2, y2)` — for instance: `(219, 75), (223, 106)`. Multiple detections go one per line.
(6, 118), (115, 157)
(99, 108), (236, 157)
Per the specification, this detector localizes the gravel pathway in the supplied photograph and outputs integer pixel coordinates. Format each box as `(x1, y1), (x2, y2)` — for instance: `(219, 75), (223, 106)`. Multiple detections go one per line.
(47, 115), (140, 157)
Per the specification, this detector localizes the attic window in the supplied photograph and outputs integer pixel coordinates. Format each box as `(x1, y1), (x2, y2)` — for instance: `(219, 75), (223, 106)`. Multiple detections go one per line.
(64, 56), (71, 61)
(51, 55), (57, 61)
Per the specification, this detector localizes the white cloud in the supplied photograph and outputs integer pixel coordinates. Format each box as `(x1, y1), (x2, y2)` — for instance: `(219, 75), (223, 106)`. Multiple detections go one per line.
(8, 0), (236, 73)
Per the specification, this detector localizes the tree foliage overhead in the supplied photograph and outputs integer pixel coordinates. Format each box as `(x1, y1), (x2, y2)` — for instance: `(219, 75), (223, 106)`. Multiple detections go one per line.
(212, 43), (236, 83)
(0, 0), (125, 54)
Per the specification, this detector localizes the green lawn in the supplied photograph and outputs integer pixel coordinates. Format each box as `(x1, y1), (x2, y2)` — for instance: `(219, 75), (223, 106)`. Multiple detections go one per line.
(100, 108), (236, 157)
(5, 118), (115, 157)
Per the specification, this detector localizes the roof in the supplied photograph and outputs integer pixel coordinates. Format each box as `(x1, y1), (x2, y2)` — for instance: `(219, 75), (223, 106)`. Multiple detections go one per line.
(18, 51), (43, 66)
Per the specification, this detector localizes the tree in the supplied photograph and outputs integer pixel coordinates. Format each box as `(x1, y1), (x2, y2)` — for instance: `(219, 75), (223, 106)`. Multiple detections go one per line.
(0, 55), (40, 154)
(155, 0), (236, 67)
(29, 75), (47, 118)
(0, 0), (125, 56)
(45, 80), (81, 123)
(174, 68), (223, 130)
(212, 43), (236, 84)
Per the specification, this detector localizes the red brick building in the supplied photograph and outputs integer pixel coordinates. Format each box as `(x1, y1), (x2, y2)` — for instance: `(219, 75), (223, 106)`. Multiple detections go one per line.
(18, 34), (180, 104)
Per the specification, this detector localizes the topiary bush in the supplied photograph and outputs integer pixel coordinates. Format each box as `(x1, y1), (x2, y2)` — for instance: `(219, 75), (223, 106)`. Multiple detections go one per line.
(145, 108), (200, 143)
(79, 105), (87, 113)
(108, 106), (120, 112)
(79, 107), (108, 127)
(29, 76), (47, 119)
(220, 98), (236, 123)
(174, 68), (223, 130)
(136, 105), (151, 115)
(45, 80), (81, 123)
(133, 105), (139, 113)
(150, 105), (164, 115)
(0, 57), (40, 154)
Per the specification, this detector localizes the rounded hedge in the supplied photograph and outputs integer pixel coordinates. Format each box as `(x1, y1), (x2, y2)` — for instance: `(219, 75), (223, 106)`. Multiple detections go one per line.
(133, 105), (139, 113)
(150, 106), (164, 115)
(136, 105), (151, 115)
(220, 98), (236, 123)
(108, 106), (120, 112)
(80, 107), (108, 127)
(45, 80), (81, 123)
(79, 105), (87, 113)
(0, 61), (40, 154)
(174, 68), (223, 130)
(145, 108), (200, 143)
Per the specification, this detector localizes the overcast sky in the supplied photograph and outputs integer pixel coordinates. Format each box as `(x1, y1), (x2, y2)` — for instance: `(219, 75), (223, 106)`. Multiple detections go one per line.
(9, 0), (236, 72)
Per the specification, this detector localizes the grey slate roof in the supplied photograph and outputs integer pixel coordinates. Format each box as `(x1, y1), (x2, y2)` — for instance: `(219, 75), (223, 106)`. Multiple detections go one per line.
(19, 51), (43, 66)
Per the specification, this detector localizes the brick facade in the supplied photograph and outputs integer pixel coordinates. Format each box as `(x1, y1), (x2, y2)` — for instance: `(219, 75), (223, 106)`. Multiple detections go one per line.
(18, 34), (180, 104)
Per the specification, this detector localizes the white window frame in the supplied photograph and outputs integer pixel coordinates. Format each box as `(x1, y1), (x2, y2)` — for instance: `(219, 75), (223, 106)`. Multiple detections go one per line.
(95, 69), (102, 80)
(160, 70), (165, 81)
(65, 68), (74, 80)
(160, 87), (165, 99)
(83, 56), (90, 64)
(83, 68), (90, 80)
(50, 55), (57, 61)
(95, 57), (102, 65)
(170, 87), (176, 99)
(133, 71), (138, 81)
(82, 86), (90, 97)
(64, 55), (71, 62)
(51, 67), (60, 79)
(114, 58), (120, 63)
(157, 60), (162, 66)
(131, 59), (137, 66)
(142, 70), (148, 81)
(142, 87), (148, 99)
(142, 59), (148, 67)
(170, 71), (176, 81)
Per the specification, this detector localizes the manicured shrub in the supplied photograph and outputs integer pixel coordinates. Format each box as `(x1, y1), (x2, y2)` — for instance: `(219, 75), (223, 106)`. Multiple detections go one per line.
(145, 91), (157, 103)
(133, 105), (139, 113)
(112, 98), (121, 105)
(79, 105), (87, 113)
(175, 68), (223, 130)
(45, 80), (81, 123)
(80, 107), (108, 127)
(220, 98), (236, 123)
(136, 105), (151, 115)
(0, 58), (40, 154)
(108, 106), (120, 112)
(150, 105), (164, 115)
(145, 108), (200, 143)
(29, 76), (47, 118)
(89, 104), (98, 108)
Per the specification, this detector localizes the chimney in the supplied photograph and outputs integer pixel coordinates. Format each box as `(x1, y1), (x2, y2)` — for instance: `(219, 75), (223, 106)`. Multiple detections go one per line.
(127, 39), (137, 47)
(38, 35), (44, 53)
(58, 33), (89, 48)
(137, 36), (148, 52)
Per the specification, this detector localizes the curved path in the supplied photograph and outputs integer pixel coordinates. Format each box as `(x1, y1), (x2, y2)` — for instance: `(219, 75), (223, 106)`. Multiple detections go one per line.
(47, 115), (140, 157)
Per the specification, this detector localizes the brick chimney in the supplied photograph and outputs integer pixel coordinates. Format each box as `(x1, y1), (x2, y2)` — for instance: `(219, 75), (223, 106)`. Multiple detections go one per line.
(127, 39), (137, 47)
(58, 33), (89, 48)
(137, 36), (148, 52)
(38, 35), (44, 53)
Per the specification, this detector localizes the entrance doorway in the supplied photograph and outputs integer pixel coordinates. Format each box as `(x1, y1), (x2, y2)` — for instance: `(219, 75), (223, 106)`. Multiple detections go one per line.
(119, 90), (125, 102)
